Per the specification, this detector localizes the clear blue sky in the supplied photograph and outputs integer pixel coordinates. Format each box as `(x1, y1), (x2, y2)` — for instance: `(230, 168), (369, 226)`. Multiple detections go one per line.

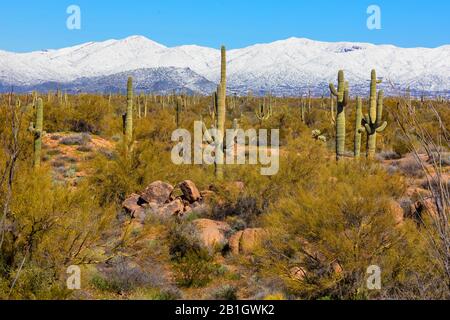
(0, 0), (449, 52)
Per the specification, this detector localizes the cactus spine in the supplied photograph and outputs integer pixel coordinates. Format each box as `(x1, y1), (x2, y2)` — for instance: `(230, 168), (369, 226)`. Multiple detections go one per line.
(329, 70), (349, 160)
(215, 45), (227, 179)
(363, 70), (387, 159)
(29, 98), (45, 168)
(124, 77), (133, 143)
(354, 97), (364, 158)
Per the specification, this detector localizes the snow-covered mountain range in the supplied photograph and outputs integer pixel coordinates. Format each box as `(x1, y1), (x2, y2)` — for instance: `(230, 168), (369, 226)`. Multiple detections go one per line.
(0, 35), (449, 96)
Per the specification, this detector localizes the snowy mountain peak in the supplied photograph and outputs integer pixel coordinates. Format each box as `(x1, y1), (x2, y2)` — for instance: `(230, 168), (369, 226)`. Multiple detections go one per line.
(119, 35), (167, 49)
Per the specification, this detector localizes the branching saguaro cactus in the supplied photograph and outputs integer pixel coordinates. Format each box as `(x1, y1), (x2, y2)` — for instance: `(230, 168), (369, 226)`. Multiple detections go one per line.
(255, 95), (273, 122)
(354, 97), (364, 158)
(28, 98), (46, 168)
(215, 45), (227, 179)
(329, 70), (349, 160)
(123, 77), (134, 143)
(363, 69), (387, 159)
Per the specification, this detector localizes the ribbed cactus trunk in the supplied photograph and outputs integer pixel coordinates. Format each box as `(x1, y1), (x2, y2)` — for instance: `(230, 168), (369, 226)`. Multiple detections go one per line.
(364, 70), (387, 159)
(215, 46), (227, 180)
(125, 77), (133, 143)
(176, 97), (181, 128)
(329, 70), (349, 161)
(144, 95), (148, 117)
(29, 98), (45, 168)
(301, 98), (306, 124)
(354, 97), (364, 158)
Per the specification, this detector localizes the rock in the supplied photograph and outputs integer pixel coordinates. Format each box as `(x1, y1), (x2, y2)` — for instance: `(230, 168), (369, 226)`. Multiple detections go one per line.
(388, 200), (404, 225)
(192, 219), (231, 250)
(229, 231), (244, 255)
(179, 180), (201, 203)
(200, 190), (215, 201)
(122, 194), (141, 213)
(188, 202), (210, 215)
(122, 193), (146, 221)
(140, 181), (174, 205)
(332, 261), (343, 274)
(229, 228), (265, 255)
(418, 198), (438, 218)
(158, 199), (184, 217)
(290, 267), (306, 281)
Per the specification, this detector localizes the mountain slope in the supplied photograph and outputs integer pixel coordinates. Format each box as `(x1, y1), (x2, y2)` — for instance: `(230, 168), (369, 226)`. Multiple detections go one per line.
(4, 67), (217, 95)
(0, 36), (449, 96)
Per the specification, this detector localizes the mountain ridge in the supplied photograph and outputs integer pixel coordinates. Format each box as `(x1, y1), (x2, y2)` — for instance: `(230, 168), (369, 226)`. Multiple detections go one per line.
(1, 35), (449, 96)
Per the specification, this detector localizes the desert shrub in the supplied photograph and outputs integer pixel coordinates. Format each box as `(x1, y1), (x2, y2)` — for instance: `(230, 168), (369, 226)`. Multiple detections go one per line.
(58, 155), (78, 163)
(92, 258), (153, 294)
(212, 285), (238, 300)
(77, 145), (93, 153)
(392, 135), (412, 157)
(376, 151), (401, 161)
(167, 222), (220, 288)
(0, 161), (114, 299)
(173, 248), (218, 288)
(396, 158), (426, 178)
(256, 158), (409, 300)
(60, 133), (91, 146)
(46, 149), (62, 156)
(51, 160), (66, 168)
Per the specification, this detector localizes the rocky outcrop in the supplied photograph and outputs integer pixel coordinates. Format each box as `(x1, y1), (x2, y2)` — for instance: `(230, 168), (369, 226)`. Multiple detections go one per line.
(191, 219), (231, 250)
(122, 193), (146, 222)
(388, 200), (404, 225)
(179, 180), (201, 203)
(229, 228), (266, 255)
(140, 181), (174, 204)
(122, 180), (211, 223)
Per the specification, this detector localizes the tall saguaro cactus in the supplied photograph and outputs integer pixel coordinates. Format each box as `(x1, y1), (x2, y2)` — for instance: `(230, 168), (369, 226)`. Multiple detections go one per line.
(354, 97), (364, 158)
(29, 98), (45, 168)
(363, 70), (387, 159)
(124, 77), (134, 143)
(175, 97), (182, 128)
(215, 45), (227, 179)
(329, 70), (349, 160)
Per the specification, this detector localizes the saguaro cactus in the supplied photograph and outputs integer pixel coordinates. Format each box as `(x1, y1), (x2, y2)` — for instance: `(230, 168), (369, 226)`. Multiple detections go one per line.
(215, 45), (227, 179)
(175, 97), (182, 128)
(29, 98), (45, 168)
(354, 97), (364, 158)
(124, 77), (134, 143)
(329, 70), (349, 160)
(363, 70), (387, 158)
(255, 95), (273, 122)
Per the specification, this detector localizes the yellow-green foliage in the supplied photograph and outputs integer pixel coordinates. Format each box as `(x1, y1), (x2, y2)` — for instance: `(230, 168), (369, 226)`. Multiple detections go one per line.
(0, 165), (114, 299)
(0, 92), (449, 300)
(255, 147), (414, 299)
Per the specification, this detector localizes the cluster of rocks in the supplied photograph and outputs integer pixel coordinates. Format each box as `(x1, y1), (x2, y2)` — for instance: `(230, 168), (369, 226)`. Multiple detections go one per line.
(122, 180), (266, 256)
(190, 219), (266, 255)
(122, 180), (210, 223)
